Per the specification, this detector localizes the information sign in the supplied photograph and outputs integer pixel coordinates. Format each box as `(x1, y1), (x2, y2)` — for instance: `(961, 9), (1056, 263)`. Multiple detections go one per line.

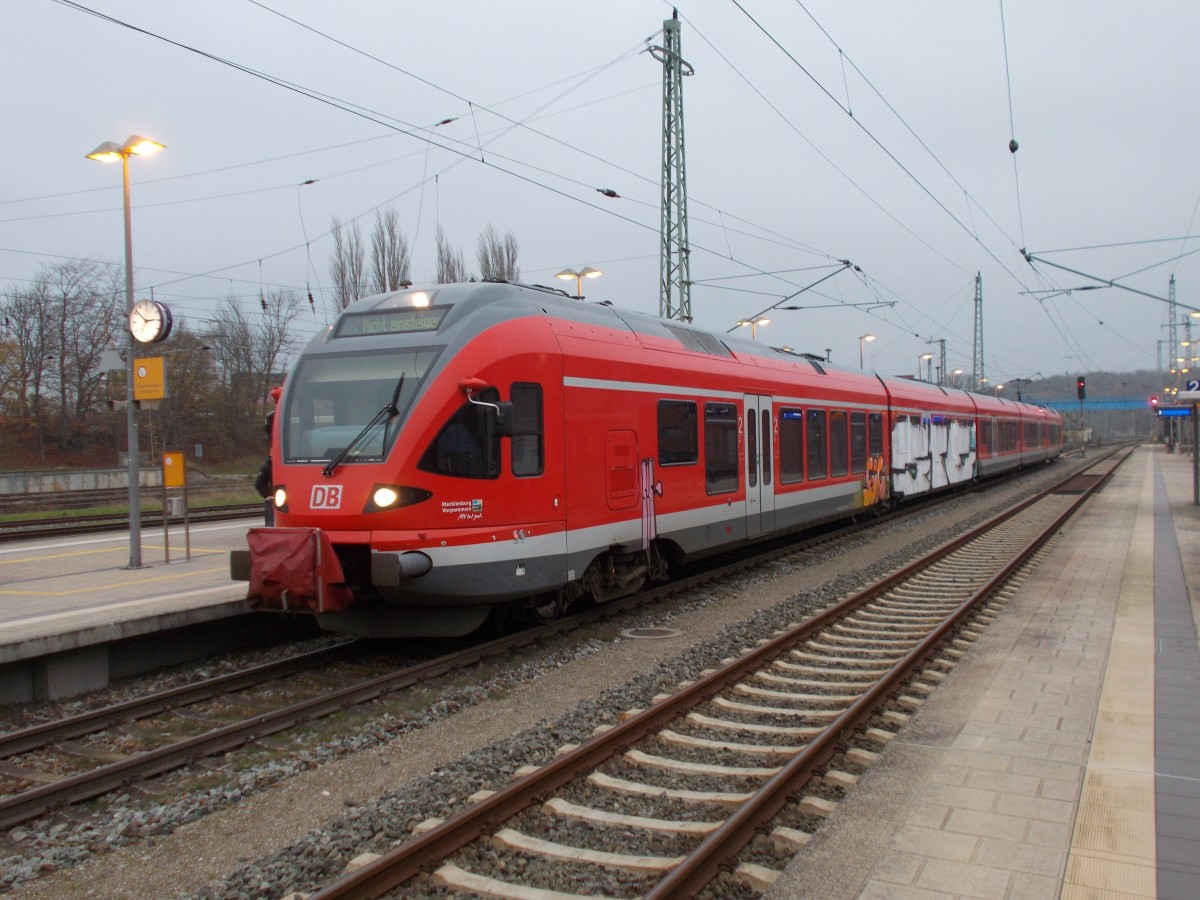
(133, 356), (167, 401)
(162, 451), (186, 488)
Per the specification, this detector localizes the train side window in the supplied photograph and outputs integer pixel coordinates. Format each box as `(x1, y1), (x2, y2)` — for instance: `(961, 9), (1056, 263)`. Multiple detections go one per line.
(830, 410), (849, 477)
(868, 412), (883, 456)
(806, 409), (827, 480)
(510, 383), (543, 477)
(704, 402), (739, 494)
(746, 407), (758, 489)
(779, 408), (804, 484)
(850, 411), (867, 473)
(658, 400), (698, 466)
(761, 409), (772, 486)
(418, 388), (501, 479)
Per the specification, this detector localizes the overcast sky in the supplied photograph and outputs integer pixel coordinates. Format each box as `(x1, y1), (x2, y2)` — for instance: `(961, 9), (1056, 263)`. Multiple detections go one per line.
(4, 1), (1199, 390)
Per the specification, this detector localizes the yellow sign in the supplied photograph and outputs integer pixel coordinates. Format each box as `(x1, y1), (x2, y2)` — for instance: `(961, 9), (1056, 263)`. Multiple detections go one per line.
(133, 356), (167, 401)
(162, 452), (186, 488)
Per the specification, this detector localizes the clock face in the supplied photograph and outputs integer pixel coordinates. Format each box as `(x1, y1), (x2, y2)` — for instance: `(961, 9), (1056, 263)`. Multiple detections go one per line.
(129, 299), (173, 344)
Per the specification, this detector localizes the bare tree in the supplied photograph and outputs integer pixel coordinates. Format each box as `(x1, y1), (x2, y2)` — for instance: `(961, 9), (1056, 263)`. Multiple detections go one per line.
(255, 289), (303, 406)
(330, 216), (367, 310)
(208, 294), (258, 440)
(476, 224), (520, 281)
(45, 261), (122, 425)
(435, 224), (469, 283)
(207, 290), (304, 453)
(0, 285), (53, 421)
(369, 208), (412, 293)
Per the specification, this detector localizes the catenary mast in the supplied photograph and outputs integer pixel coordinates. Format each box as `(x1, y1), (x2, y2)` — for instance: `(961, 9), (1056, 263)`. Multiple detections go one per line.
(972, 273), (985, 390)
(652, 10), (693, 321)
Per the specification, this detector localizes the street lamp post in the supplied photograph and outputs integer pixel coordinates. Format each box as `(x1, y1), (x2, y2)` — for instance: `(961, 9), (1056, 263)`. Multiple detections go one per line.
(858, 333), (875, 370)
(918, 352), (933, 381)
(737, 317), (770, 340)
(88, 134), (164, 569)
(556, 266), (602, 298)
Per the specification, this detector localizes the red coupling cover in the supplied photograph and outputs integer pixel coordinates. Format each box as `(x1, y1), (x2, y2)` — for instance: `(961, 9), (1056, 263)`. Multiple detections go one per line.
(246, 527), (354, 613)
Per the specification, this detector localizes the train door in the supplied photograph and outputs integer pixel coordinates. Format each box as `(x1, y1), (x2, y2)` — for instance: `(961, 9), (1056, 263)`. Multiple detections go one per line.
(743, 395), (777, 537)
(930, 414), (949, 490)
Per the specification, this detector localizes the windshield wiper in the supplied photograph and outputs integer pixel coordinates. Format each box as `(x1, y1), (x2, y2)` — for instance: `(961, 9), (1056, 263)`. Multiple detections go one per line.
(322, 373), (405, 478)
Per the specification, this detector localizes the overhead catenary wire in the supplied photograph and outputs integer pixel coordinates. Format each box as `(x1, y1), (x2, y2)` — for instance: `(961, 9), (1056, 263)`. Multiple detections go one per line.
(729, 0), (1029, 288)
(997, 0), (1026, 249)
(29, 0), (1130, 380)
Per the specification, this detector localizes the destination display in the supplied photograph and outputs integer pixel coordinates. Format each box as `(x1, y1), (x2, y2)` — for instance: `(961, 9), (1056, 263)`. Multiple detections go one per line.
(337, 306), (448, 337)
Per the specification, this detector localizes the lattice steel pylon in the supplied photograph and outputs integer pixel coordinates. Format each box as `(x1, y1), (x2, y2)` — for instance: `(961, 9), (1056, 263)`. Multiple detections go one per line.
(972, 273), (985, 390)
(651, 10), (694, 322)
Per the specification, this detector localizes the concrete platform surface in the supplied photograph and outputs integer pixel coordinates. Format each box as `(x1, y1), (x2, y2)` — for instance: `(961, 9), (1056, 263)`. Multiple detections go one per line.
(0, 520), (254, 663)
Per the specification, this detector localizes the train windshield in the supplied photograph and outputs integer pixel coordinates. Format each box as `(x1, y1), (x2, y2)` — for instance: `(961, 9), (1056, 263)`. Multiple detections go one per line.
(282, 349), (440, 464)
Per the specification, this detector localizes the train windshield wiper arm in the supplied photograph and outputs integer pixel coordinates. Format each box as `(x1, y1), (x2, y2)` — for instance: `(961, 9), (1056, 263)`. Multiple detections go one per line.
(322, 373), (405, 478)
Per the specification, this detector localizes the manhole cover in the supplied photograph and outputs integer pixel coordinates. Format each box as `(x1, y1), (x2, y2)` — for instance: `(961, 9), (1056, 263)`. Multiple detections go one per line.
(620, 627), (682, 640)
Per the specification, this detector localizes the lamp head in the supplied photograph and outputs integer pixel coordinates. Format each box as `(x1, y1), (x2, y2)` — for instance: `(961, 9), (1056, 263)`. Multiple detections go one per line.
(124, 135), (165, 156)
(86, 141), (125, 163)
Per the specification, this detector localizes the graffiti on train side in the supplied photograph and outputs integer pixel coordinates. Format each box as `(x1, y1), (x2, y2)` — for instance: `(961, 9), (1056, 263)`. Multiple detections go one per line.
(859, 455), (890, 507)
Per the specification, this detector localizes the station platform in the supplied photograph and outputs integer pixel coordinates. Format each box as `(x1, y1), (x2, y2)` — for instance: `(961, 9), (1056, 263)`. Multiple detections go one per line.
(0, 519), (285, 702)
(767, 443), (1199, 899)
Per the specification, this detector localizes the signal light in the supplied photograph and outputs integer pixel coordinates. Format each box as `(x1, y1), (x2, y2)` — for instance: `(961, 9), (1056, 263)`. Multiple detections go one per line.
(1150, 396), (1159, 408)
(1076, 376), (1086, 400)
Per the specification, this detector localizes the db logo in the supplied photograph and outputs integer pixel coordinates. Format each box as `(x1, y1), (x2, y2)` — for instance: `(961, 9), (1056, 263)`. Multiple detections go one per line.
(310, 485), (343, 509)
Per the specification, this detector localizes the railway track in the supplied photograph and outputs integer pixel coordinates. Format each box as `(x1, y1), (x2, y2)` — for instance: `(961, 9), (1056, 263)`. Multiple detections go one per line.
(0, 453), (1111, 862)
(300, 449), (1127, 899)
(0, 500), (265, 541)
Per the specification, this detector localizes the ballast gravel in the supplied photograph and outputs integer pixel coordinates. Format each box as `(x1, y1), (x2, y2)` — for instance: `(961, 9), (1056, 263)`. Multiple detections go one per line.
(0, 459), (1089, 899)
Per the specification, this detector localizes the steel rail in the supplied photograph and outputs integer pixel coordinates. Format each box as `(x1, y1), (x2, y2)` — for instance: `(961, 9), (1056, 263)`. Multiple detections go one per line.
(306, 448), (1128, 899)
(0, 502), (264, 541)
(0, 641), (361, 759)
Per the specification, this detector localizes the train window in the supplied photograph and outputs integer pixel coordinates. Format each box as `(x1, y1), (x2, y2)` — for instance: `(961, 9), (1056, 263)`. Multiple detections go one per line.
(417, 388), (502, 479)
(283, 348), (438, 464)
(850, 411), (867, 473)
(704, 403), (739, 494)
(779, 408), (804, 484)
(868, 412), (883, 456)
(761, 409), (772, 486)
(830, 410), (849, 477)
(999, 420), (1019, 452)
(658, 400), (698, 466)
(806, 409), (827, 480)
(746, 408), (758, 489)
(510, 383), (543, 477)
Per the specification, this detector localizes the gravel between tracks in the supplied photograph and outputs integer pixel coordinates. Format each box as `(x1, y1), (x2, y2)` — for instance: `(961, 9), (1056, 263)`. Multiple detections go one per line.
(2, 460), (1087, 898)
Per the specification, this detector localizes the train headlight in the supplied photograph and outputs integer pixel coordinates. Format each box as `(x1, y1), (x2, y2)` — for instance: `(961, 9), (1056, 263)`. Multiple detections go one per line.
(363, 484), (432, 514)
(272, 486), (288, 511)
(373, 486), (400, 508)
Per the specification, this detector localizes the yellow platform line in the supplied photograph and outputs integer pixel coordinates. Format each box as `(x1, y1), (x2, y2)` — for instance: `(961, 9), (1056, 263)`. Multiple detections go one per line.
(1063, 452), (1157, 898)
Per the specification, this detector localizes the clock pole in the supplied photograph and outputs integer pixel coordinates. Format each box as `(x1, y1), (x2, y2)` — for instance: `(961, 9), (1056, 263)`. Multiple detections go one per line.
(88, 135), (164, 569)
(121, 150), (142, 569)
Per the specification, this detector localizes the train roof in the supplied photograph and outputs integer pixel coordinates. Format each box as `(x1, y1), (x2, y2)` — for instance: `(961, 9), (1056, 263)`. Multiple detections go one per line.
(315, 282), (1061, 424)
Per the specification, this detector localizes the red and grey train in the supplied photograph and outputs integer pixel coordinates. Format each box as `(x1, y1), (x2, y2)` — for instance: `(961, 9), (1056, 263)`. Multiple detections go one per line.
(232, 280), (1062, 637)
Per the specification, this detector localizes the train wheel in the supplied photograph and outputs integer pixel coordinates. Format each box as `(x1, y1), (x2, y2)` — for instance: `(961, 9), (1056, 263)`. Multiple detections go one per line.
(522, 592), (566, 625)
